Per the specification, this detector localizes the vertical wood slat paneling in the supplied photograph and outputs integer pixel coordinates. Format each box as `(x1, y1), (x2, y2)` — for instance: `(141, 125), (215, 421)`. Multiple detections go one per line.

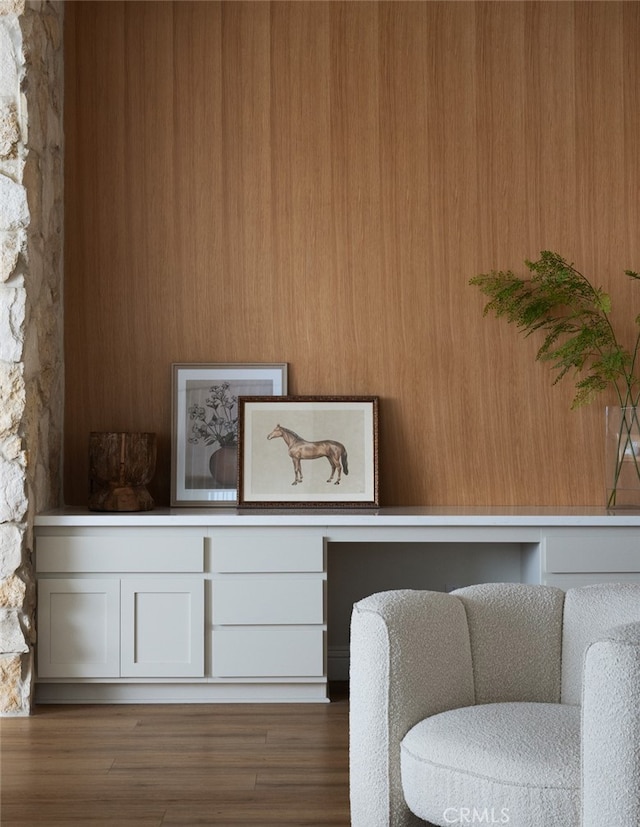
(63, 1), (640, 507)
(221, 2), (273, 356)
(623, 3), (640, 261)
(171, 1), (223, 346)
(270, 2), (333, 371)
(574, 3), (626, 274)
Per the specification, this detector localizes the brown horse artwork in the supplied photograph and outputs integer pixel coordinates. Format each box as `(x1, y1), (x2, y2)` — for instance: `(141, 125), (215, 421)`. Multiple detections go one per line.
(267, 424), (349, 486)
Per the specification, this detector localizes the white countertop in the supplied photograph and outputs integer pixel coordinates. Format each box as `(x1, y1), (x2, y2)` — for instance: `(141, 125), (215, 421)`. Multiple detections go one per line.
(34, 506), (640, 528)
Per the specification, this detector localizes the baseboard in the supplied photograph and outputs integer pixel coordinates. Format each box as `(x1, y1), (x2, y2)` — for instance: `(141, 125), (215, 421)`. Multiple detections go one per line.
(35, 680), (328, 704)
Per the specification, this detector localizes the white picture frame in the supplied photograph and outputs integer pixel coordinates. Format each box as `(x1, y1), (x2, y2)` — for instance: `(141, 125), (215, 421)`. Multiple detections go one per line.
(171, 363), (287, 506)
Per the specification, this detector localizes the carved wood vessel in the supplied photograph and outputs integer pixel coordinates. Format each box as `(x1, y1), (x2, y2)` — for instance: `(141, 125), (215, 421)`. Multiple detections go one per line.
(88, 432), (156, 511)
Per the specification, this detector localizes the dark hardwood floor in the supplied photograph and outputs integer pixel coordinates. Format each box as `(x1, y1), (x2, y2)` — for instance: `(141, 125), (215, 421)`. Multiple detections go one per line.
(0, 685), (350, 826)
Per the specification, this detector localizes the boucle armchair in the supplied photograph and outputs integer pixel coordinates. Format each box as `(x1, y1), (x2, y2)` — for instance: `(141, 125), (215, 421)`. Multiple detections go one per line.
(349, 582), (640, 827)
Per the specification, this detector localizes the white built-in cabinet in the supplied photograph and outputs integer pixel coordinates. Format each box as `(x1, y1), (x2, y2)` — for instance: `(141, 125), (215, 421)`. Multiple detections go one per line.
(38, 576), (204, 679)
(35, 523), (327, 703)
(36, 534), (205, 682)
(34, 508), (640, 704)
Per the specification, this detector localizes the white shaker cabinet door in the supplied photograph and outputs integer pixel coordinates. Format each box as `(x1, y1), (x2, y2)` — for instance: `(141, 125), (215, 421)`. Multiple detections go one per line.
(37, 578), (121, 678)
(120, 578), (204, 678)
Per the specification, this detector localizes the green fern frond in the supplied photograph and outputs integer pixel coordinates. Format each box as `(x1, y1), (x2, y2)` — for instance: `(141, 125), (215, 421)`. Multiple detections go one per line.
(572, 374), (610, 408)
(470, 252), (639, 408)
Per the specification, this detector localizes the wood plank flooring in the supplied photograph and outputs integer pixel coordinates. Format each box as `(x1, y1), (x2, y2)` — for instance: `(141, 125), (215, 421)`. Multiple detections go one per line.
(0, 685), (350, 826)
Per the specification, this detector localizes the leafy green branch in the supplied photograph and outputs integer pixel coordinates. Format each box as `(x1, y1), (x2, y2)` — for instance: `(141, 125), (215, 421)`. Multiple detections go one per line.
(469, 251), (640, 409)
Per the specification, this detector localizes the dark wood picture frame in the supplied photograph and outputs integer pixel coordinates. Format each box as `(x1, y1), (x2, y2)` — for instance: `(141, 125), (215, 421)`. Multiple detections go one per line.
(238, 396), (379, 508)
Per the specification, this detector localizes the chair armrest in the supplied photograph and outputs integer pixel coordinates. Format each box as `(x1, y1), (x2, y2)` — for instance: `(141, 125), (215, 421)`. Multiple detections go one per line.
(582, 621), (640, 827)
(349, 589), (474, 827)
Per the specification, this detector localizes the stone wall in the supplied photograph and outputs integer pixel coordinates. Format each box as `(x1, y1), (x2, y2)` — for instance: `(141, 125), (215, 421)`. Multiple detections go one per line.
(0, 0), (63, 715)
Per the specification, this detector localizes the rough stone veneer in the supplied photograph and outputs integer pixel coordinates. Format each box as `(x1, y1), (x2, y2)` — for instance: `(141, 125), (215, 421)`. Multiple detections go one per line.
(0, 0), (63, 715)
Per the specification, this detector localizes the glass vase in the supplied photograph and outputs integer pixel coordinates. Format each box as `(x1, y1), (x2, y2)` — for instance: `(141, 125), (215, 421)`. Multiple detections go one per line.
(606, 406), (640, 509)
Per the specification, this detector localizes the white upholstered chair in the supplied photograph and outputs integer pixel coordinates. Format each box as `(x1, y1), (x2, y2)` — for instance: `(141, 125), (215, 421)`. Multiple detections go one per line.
(349, 582), (640, 827)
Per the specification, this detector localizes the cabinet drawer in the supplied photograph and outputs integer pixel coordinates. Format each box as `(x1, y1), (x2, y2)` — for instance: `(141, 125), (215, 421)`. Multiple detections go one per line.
(211, 533), (323, 573)
(546, 536), (640, 573)
(212, 629), (324, 677)
(212, 578), (324, 625)
(36, 536), (204, 573)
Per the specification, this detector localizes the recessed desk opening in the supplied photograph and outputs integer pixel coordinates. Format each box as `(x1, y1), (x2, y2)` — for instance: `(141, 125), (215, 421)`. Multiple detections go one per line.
(327, 540), (541, 680)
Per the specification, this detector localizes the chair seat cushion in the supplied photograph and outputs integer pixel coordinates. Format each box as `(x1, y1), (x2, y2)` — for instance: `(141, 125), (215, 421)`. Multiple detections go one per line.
(400, 702), (580, 827)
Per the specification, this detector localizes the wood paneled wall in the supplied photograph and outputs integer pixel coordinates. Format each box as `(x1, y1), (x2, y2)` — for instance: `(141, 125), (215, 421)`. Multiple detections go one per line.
(63, 1), (640, 507)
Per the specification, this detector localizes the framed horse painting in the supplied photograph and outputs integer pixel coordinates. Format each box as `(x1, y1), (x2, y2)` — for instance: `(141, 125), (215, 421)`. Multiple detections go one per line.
(238, 396), (379, 508)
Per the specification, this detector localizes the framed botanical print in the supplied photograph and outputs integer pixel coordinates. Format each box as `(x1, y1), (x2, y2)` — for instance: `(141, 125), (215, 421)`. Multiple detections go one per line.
(171, 363), (287, 506)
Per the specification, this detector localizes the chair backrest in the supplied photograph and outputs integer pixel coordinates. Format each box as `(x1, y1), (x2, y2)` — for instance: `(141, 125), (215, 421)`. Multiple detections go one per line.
(561, 583), (640, 705)
(454, 583), (565, 704)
